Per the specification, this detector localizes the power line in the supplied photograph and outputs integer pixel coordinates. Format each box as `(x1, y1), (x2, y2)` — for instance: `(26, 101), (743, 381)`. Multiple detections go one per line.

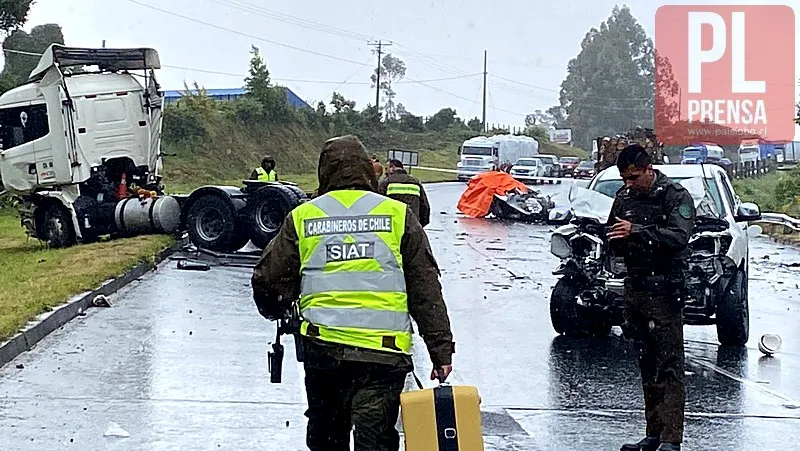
(202, 0), (375, 43)
(125, 0), (372, 67)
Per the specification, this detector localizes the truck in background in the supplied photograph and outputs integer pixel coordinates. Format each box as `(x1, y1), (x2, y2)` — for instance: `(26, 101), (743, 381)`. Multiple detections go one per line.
(456, 134), (539, 181)
(737, 138), (779, 163)
(681, 143), (724, 164)
(0, 45), (305, 252)
(776, 141), (800, 168)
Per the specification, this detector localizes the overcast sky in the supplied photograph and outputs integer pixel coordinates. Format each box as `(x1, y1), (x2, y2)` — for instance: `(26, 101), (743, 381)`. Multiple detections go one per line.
(10, 0), (800, 127)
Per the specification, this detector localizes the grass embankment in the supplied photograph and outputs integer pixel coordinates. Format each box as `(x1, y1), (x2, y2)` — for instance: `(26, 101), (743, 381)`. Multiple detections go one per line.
(161, 117), (588, 194)
(0, 208), (173, 341)
(733, 168), (800, 245)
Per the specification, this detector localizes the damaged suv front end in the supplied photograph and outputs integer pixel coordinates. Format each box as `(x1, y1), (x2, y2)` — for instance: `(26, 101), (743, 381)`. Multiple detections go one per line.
(548, 165), (759, 345)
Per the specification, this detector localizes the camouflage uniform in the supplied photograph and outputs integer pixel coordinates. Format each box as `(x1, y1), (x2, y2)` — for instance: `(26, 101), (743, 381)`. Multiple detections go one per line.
(608, 170), (696, 445)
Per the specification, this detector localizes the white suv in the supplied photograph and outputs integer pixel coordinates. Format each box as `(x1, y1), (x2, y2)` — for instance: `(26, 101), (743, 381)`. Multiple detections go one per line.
(587, 164), (761, 345)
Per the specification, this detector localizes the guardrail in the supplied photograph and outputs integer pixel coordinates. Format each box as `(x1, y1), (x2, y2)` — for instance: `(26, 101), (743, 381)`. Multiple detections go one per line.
(756, 212), (800, 232)
(414, 167), (588, 184)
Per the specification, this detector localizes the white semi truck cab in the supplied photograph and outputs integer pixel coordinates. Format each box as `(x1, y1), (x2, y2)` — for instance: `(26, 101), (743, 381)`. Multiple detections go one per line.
(0, 44), (305, 251)
(456, 135), (539, 181)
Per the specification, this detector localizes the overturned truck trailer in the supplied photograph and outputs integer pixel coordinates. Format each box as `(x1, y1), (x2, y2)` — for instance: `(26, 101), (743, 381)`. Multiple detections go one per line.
(0, 44), (305, 252)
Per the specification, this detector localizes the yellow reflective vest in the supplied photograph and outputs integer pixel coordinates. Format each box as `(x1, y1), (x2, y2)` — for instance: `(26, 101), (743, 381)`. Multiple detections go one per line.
(255, 167), (277, 181)
(386, 182), (421, 197)
(291, 190), (412, 355)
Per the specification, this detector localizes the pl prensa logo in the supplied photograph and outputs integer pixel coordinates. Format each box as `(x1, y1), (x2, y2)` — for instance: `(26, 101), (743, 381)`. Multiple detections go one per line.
(655, 5), (796, 145)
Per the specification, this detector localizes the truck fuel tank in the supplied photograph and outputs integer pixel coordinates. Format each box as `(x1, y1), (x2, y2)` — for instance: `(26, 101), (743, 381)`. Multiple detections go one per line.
(114, 196), (181, 235)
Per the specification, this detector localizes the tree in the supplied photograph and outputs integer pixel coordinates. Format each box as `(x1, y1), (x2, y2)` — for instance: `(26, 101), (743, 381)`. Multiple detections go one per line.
(244, 45), (290, 122)
(425, 107), (461, 132)
(0, 23), (64, 89)
(177, 81), (215, 115)
(370, 54), (406, 121)
(558, 5), (654, 148)
(546, 106), (567, 128)
(467, 117), (482, 132)
(0, 0), (33, 34)
(330, 92), (356, 114)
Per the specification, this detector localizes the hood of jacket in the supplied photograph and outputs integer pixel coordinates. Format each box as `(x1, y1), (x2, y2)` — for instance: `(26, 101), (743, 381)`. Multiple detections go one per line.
(317, 135), (378, 195)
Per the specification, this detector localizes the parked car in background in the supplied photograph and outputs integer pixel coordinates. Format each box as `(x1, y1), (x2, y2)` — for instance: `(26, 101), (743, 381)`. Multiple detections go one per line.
(529, 154), (563, 183)
(559, 156), (581, 177)
(573, 160), (596, 179)
(510, 157), (546, 184)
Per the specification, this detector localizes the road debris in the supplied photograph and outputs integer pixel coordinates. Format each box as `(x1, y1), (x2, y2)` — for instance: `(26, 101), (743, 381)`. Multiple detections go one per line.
(92, 295), (112, 308)
(103, 422), (130, 438)
(759, 334), (782, 356)
(177, 260), (211, 271)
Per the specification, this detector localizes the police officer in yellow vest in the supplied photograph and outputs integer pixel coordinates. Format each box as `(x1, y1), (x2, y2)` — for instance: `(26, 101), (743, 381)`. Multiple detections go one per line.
(251, 155), (278, 182)
(251, 135), (455, 451)
(378, 159), (431, 228)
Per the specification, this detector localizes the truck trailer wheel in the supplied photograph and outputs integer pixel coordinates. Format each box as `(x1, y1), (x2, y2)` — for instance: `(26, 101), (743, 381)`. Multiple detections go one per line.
(716, 268), (750, 346)
(186, 195), (244, 252)
(40, 204), (77, 249)
(247, 185), (304, 249)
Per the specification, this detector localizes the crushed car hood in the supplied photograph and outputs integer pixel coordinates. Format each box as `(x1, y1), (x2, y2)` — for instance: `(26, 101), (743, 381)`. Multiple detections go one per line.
(560, 177), (744, 264)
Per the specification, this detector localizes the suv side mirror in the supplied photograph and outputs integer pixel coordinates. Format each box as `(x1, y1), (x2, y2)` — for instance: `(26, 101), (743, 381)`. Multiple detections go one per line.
(735, 202), (761, 222)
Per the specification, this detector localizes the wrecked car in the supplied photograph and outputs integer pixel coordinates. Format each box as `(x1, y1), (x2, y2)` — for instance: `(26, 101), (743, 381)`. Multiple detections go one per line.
(457, 171), (553, 222)
(548, 164), (762, 346)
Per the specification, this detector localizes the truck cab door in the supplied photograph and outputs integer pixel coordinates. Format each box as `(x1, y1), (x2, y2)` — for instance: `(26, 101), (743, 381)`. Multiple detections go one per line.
(32, 84), (72, 186)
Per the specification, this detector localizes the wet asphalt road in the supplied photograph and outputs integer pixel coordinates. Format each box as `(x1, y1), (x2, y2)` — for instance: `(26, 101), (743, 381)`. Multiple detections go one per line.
(2, 181), (800, 450)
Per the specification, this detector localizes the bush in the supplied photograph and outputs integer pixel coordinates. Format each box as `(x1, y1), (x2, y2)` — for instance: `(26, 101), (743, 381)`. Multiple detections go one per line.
(163, 107), (208, 144)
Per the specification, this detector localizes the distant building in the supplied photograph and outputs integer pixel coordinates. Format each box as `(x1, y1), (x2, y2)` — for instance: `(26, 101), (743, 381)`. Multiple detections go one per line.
(163, 87), (312, 110)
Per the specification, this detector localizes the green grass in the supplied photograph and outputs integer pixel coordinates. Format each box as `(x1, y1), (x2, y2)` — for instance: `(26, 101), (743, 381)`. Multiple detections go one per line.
(0, 208), (174, 341)
(733, 170), (800, 213)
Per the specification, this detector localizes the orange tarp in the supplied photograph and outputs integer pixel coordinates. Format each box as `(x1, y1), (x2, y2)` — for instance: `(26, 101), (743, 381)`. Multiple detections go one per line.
(457, 171), (528, 218)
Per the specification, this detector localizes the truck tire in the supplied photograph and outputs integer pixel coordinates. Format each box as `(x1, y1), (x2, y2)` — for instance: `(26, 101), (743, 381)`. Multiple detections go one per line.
(247, 185), (304, 249)
(716, 268), (750, 346)
(186, 195), (244, 252)
(41, 204), (77, 249)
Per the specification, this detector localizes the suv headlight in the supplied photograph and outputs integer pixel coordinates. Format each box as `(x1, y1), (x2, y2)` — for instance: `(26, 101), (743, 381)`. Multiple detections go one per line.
(551, 234), (571, 258)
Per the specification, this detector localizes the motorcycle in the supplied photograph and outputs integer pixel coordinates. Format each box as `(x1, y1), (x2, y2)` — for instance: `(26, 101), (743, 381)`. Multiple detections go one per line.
(489, 188), (554, 222)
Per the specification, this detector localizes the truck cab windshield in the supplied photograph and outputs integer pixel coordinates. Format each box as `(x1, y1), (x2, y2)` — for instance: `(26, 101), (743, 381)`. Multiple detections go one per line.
(461, 146), (494, 156)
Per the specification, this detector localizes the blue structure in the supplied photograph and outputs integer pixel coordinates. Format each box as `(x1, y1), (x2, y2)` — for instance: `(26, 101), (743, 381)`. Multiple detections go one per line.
(163, 87), (312, 110)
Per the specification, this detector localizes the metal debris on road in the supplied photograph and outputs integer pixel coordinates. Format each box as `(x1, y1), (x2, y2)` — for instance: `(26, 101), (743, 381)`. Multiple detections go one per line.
(92, 295), (111, 308)
(759, 334), (783, 356)
(177, 260), (211, 271)
(103, 422), (130, 438)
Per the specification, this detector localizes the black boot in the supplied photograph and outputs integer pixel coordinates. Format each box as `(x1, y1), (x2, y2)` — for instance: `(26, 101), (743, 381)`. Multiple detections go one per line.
(656, 443), (681, 451)
(620, 436), (660, 451)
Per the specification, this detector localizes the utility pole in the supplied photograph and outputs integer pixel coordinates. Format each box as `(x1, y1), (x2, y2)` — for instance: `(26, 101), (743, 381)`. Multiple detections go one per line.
(368, 40), (392, 122)
(482, 50), (487, 133)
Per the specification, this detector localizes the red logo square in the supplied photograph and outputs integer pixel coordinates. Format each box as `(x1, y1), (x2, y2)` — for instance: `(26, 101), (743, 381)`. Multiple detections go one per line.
(655, 5), (796, 145)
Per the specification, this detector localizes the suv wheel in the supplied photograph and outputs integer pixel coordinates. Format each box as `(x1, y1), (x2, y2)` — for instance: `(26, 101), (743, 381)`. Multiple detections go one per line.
(716, 268), (750, 346)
